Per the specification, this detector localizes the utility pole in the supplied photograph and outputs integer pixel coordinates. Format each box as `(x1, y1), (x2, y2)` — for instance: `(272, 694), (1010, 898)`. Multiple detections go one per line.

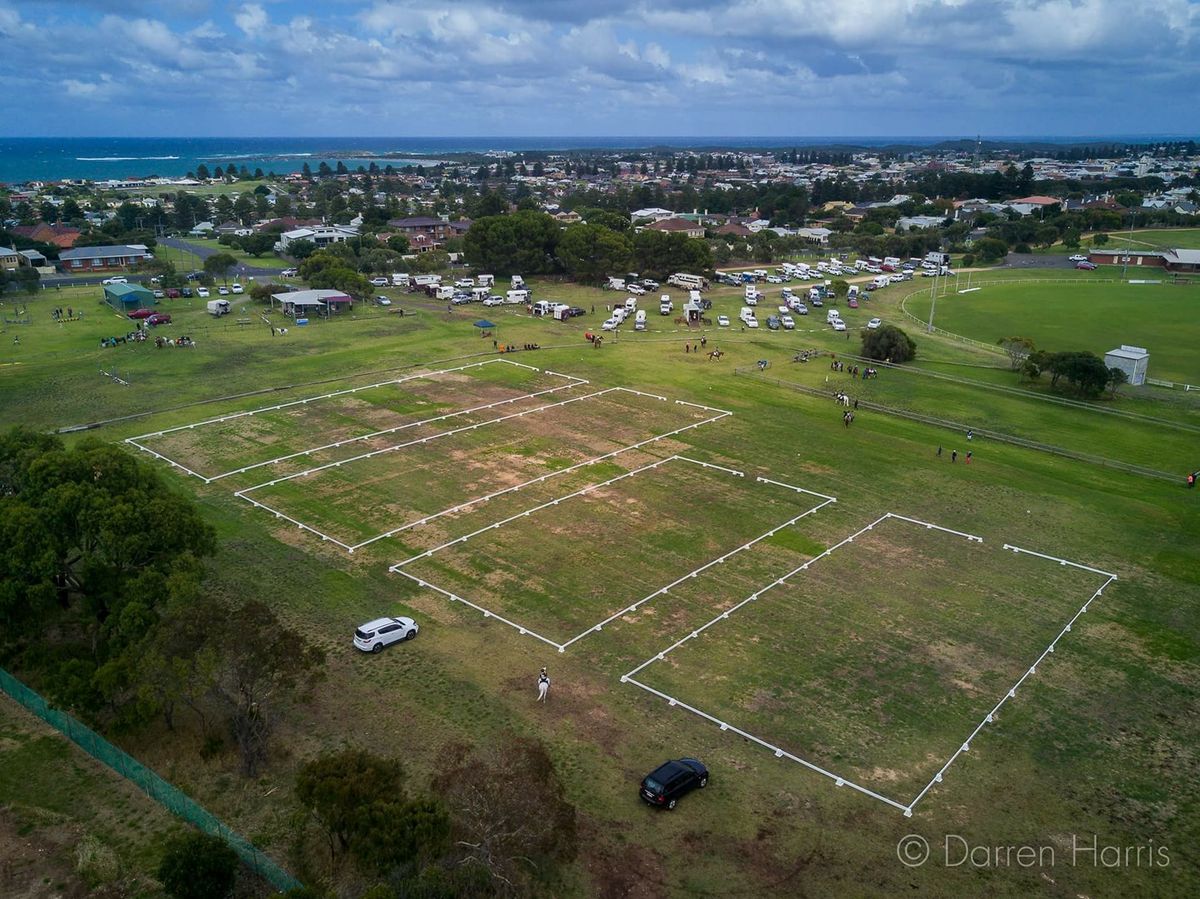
(1121, 213), (1136, 280)
(928, 268), (938, 332)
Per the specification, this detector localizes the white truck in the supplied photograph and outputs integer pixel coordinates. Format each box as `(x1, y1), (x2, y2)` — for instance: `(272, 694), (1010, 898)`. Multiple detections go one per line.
(511, 275), (526, 290)
(606, 277), (626, 291)
(659, 295), (673, 315)
(634, 309), (647, 331)
(477, 274), (495, 288)
(413, 274), (441, 287)
(392, 273), (409, 287)
(206, 299), (230, 316)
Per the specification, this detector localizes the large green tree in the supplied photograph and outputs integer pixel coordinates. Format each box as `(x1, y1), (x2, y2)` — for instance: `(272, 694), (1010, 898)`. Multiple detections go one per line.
(203, 252), (239, 283)
(631, 230), (712, 279)
(860, 324), (917, 363)
(463, 210), (560, 275)
(556, 223), (633, 283)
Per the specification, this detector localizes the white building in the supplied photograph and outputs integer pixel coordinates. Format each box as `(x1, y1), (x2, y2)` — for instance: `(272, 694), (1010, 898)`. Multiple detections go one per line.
(1104, 345), (1149, 386)
(275, 225), (358, 253)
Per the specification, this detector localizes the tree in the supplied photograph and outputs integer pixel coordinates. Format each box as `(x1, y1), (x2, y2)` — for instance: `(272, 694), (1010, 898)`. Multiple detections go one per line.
(972, 237), (1009, 263)
(556, 224), (633, 283)
(998, 336), (1037, 371)
(1107, 366), (1129, 398)
(433, 735), (577, 893)
(209, 601), (325, 776)
(463, 211), (560, 275)
(860, 324), (917, 363)
(1092, 232), (1109, 246)
(1044, 350), (1111, 397)
(287, 238), (317, 260)
(157, 832), (238, 899)
(238, 232), (276, 257)
(16, 266), (40, 296)
(296, 749), (450, 875)
(829, 278), (849, 298)
(203, 252), (238, 284)
(631, 230), (712, 280)
(195, 164), (211, 181)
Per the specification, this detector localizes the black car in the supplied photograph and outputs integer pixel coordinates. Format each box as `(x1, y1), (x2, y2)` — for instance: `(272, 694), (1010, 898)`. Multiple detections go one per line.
(566, 306), (586, 317)
(180, 287), (194, 298)
(640, 758), (708, 809)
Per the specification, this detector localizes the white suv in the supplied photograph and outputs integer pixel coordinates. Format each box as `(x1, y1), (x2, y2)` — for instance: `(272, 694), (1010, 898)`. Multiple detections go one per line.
(354, 616), (419, 653)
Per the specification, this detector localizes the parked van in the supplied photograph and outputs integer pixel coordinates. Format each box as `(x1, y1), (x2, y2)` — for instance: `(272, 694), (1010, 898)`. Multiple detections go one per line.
(872, 275), (890, 289)
(612, 306), (627, 323)
(847, 285), (860, 300)
(477, 274), (495, 287)
(511, 275), (526, 289)
(634, 310), (647, 331)
(659, 295), (673, 315)
(435, 285), (455, 300)
(413, 274), (441, 287)
(471, 286), (490, 302)
(509, 290), (531, 305)
(606, 277), (626, 291)
(739, 306), (756, 324)
(531, 300), (553, 316)
(206, 299), (230, 316)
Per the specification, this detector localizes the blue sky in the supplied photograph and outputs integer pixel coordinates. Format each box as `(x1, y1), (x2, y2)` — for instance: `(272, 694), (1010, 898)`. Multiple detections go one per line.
(1, 0), (1198, 137)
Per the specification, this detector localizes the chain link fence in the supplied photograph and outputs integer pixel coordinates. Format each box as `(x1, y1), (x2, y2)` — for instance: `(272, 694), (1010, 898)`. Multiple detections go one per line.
(0, 667), (301, 893)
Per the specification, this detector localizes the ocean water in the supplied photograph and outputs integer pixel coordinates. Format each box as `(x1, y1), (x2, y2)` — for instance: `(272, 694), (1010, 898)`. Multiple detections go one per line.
(0, 135), (1191, 184)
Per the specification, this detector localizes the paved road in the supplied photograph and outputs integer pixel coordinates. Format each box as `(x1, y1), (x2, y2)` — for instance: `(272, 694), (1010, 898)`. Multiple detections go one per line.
(158, 236), (286, 277)
(1000, 253), (1079, 270)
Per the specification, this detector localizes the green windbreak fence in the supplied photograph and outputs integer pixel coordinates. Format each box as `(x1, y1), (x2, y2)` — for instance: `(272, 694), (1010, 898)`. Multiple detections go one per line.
(0, 667), (301, 893)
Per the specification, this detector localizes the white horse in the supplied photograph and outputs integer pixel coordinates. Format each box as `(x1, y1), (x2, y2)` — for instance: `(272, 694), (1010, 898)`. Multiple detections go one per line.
(537, 670), (550, 702)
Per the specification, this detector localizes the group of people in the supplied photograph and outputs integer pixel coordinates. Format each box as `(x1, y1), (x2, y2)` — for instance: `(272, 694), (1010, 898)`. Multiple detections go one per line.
(683, 337), (708, 354)
(937, 446), (973, 464)
(584, 332), (605, 348)
(155, 335), (195, 348)
(51, 306), (81, 322)
(99, 331), (146, 348)
(829, 358), (877, 379)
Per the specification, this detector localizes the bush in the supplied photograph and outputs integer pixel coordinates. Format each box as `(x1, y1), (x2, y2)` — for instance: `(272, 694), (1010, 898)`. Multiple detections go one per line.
(961, 254), (975, 268)
(1013, 242), (1032, 254)
(861, 324), (917, 363)
(157, 832), (238, 899)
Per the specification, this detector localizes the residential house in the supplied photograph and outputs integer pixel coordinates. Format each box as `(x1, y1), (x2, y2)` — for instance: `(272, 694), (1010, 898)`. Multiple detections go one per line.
(10, 222), (82, 248)
(0, 246), (20, 270)
(644, 217), (705, 239)
(58, 244), (154, 273)
(276, 225), (358, 253)
(796, 227), (833, 246)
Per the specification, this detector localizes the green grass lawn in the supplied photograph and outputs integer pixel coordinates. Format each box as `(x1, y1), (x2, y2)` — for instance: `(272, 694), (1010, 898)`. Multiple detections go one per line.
(1107, 228), (1200, 250)
(157, 238), (288, 273)
(905, 279), (1200, 384)
(3, 266), (1200, 896)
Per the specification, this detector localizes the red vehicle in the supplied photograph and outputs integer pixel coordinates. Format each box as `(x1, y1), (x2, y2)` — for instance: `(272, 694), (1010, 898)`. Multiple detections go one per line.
(166, 288), (182, 298)
(128, 308), (156, 319)
(147, 313), (172, 326)
(848, 297), (859, 308)
(1075, 260), (1097, 270)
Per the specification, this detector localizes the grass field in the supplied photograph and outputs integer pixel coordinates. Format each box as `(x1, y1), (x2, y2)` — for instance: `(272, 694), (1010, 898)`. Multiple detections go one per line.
(628, 514), (1111, 807)
(1108, 228), (1200, 250)
(905, 279), (1200, 384)
(156, 238), (288, 273)
(3, 265), (1199, 896)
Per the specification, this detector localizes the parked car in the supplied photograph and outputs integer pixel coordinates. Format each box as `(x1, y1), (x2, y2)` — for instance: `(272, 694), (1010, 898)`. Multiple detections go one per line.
(152, 289), (165, 299)
(1069, 254), (1089, 262)
(280, 267), (298, 277)
(166, 288), (181, 298)
(1075, 260), (1097, 270)
(370, 277), (389, 286)
(831, 319), (846, 331)
(482, 296), (505, 306)
(780, 314), (795, 329)
(810, 297), (823, 307)
(218, 286), (229, 295)
(566, 306), (586, 317)
(766, 315), (781, 330)
(353, 616), (419, 653)
(640, 758), (708, 809)
(147, 313), (172, 326)
(231, 283), (244, 294)
(766, 275), (783, 284)
(451, 295), (473, 305)
(868, 317), (882, 329)
(128, 308), (156, 319)
(792, 302), (808, 315)
(375, 296), (392, 306)
(455, 278), (475, 289)
(101, 276), (128, 285)
(180, 287), (193, 298)
(197, 287), (210, 297)
(848, 298), (859, 308)
(186, 271), (203, 281)
(717, 315), (730, 327)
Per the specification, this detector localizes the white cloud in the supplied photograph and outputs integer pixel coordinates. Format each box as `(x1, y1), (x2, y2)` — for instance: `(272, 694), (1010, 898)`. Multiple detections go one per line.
(233, 3), (267, 36)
